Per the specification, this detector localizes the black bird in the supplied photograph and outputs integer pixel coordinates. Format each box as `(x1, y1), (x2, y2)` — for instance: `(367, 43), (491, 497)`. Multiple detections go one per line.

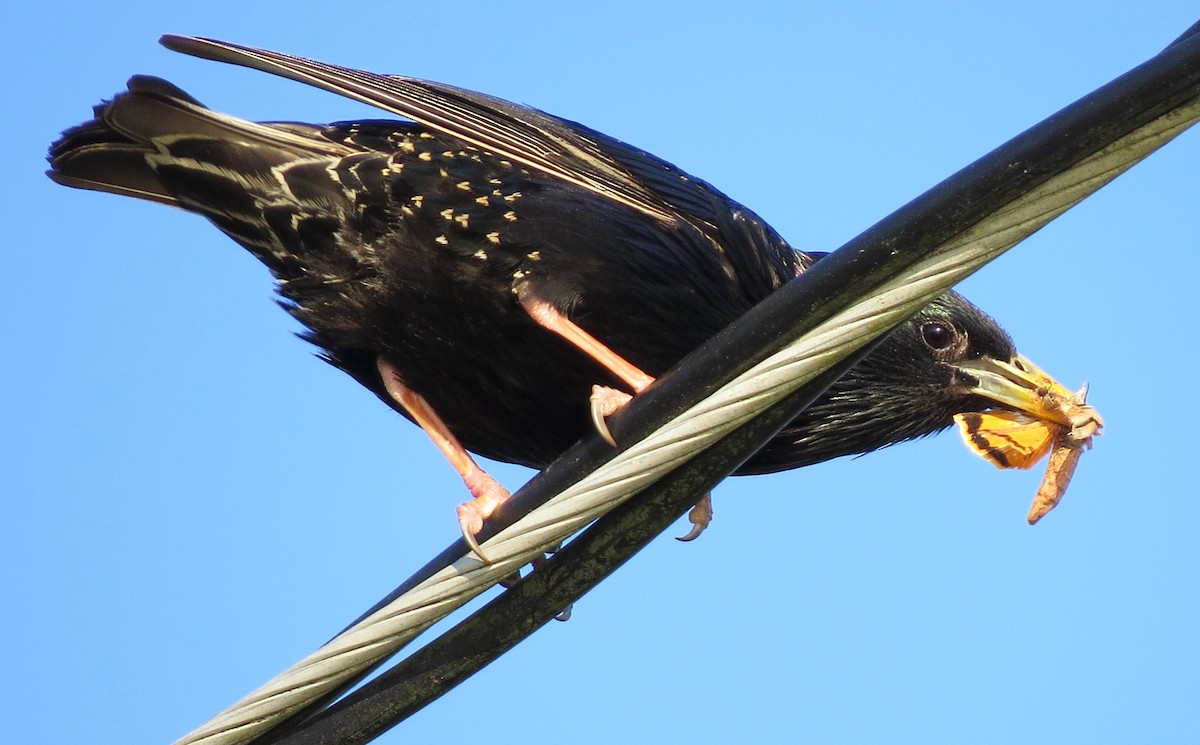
(47, 37), (1084, 556)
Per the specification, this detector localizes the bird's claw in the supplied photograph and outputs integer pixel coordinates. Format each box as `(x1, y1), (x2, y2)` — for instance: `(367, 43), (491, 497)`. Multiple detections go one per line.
(590, 384), (633, 447)
(457, 503), (491, 563)
(676, 493), (713, 542)
(457, 471), (512, 563)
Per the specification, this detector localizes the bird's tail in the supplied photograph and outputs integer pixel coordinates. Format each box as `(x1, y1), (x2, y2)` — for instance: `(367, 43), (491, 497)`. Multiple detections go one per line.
(47, 77), (206, 206)
(48, 74), (351, 196)
(47, 76), (360, 275)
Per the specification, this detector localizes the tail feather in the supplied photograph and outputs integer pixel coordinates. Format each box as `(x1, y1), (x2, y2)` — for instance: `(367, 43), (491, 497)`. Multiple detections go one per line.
(48, 75), (371, 278)
(47, 76), (352, 207)
(47, 140), (179, 206)
(105, 76), (347, 158)
(47, 78), (194, 205)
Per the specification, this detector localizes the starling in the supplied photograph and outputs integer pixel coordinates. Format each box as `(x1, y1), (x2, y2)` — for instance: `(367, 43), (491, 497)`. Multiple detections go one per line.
(47, 37), (1094, 557)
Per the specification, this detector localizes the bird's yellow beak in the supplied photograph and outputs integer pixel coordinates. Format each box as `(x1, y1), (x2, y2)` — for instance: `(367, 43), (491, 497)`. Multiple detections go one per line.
(955, 354), (1103, 435)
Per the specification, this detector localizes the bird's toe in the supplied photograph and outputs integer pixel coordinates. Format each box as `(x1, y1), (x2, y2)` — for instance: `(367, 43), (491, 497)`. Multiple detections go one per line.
(676, 493), (713, 542)
(589, 384), (634, 447)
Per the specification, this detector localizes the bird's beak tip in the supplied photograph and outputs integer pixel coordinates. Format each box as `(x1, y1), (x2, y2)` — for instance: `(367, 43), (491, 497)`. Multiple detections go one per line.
(956, 354), (1103, 434)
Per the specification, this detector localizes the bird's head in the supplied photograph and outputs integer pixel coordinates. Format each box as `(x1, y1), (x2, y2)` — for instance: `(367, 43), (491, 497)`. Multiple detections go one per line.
(740, 290), (1089, 473)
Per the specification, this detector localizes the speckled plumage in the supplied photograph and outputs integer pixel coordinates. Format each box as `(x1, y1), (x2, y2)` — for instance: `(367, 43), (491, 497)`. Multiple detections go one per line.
(48, 40), (1024, 482)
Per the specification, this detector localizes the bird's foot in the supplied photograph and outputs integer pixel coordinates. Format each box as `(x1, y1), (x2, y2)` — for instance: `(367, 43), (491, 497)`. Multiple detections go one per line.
(457, 469), (512, 563)
(676, 492), (713, 542)
(590, 385), (634, 446)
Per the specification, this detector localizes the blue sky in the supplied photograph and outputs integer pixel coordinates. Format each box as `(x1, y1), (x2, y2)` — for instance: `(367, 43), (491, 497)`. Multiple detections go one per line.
(6, 2), (1198, 743)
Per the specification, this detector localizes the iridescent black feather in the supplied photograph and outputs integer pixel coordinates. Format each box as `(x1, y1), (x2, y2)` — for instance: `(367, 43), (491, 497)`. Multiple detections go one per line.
(48, 54), (1016, 474)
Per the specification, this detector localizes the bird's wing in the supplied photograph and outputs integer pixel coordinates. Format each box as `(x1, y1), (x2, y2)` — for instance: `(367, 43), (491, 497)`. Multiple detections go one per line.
(160, 36), (799, 292)
(161, 36), (685, 225)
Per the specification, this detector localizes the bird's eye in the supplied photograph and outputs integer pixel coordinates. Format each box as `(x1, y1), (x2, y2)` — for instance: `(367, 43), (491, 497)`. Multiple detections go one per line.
(921, 322), (955, 350)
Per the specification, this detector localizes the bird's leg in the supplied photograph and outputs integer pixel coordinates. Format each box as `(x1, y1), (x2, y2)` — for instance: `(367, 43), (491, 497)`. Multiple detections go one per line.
(517, 291), (654, 391)
(516, 291), (713, 542)
(376, 357), (508, 562)
(517, 290), (655, 447)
